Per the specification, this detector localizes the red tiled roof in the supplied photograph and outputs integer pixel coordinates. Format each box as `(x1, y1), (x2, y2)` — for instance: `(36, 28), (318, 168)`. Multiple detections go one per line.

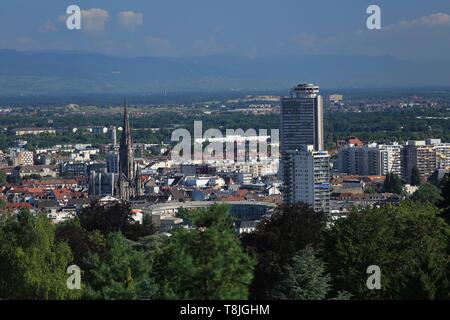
(348, 137), (364, 146)
(6, 202), (33, 209)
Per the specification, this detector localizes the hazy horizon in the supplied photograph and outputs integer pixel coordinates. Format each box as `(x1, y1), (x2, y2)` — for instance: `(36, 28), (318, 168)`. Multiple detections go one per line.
(1, 1), (449, 95)
(1, 1), (450, 60)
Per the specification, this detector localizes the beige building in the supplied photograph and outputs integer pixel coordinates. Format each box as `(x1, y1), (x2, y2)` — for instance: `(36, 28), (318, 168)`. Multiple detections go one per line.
(13, 151), (34, 166)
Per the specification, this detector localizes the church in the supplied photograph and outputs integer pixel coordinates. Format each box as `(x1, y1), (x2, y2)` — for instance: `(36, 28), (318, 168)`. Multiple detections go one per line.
(88, 100), (144, 201)
(117, 100), (143, 201)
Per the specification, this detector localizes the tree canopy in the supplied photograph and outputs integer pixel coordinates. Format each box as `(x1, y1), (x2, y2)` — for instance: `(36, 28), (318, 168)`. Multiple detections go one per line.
(78, 200), (155, 241)
(0, 209), (80, 300)
(410, 166), (422, 186)
(241, 203), (327, 299)
(412, 183), (443, 206)
(271, 246), (331, 300)
(154, 204), (255, 300)
(384, 172), (403, 194)
(83, 232), (156, 300)
(322, 201), (450, 299)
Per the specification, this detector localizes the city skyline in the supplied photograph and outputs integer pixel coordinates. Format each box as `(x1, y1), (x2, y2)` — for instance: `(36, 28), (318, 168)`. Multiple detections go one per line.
(1, 1), (450, 304)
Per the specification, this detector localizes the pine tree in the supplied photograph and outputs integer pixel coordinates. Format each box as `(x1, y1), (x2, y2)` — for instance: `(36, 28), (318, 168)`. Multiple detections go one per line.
(410, 166), (422, 186)
(155, 205), (255, 300)
(271, 246), (331, 300)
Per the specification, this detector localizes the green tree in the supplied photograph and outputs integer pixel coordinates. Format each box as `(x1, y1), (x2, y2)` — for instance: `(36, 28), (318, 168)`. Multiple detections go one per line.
(79, 201), (154, 241)
(241, 203), (327, 299)
(412, 183), (443, 206)
(0, 209), (80, 300)
(55, 219), (106, 272)
(271, 246), (352, 300)
(384, 172), (403, 194)
(83, 232), (155, 300)
(0, 171), (6, 185)
(410, 166), (422, 186)
(322, 202), (449, 299)
(179, 203), (234, 231)
(439, 174), (450, 224)
(271, 246), (332, 300)
(155, 205), (255, 300)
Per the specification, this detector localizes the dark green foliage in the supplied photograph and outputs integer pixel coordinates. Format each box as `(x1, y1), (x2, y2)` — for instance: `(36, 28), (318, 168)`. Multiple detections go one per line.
(78, 200), (155, 240)
(55, 218), (106, 272)
(241, 203), (327, 299)
(180, 203), (235, 231)
(271, 246), (332, 300)
(83, 232), (156, 300)
(0, 209), (80, 300)
(0, 171), (6, 185)
(155, 204), (255, 300)
(412, 183), (443, 206)
(322, 202), (450, 299)
(271, 246), (352, 300)
(384, 172), (403, 194)
(410, 166), (422, 186)
(439, 174), (450, 224)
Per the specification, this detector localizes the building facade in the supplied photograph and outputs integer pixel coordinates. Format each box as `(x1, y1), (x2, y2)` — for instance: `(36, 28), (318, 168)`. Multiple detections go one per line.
(337, 143), (402, 176)
(401, 140), (437, 183)
(282, 145), (330, 214)
(106, 151), (119, 174)
(281, 83), (324, 153)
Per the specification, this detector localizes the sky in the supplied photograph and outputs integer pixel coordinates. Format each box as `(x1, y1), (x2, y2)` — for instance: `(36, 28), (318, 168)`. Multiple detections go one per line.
(0, 0), (450, 60)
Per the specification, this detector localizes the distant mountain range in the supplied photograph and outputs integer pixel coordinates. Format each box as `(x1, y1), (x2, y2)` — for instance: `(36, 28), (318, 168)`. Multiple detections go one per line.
(0, 49), (449, 95)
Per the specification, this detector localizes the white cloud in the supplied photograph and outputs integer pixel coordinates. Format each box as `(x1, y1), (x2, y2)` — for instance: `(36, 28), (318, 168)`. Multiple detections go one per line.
(38, 20), (58, 33)
(388, 13), (450, 30)
(117, 11), (144, 31)
(81, 8), (109, 33)
(59, 8), (109, 33)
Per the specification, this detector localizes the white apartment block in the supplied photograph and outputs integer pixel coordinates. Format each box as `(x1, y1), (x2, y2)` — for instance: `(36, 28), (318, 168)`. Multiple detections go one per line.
(282, 145), (330, 214)
(338, 143), (402, 176)
(213, 159), (279, 177)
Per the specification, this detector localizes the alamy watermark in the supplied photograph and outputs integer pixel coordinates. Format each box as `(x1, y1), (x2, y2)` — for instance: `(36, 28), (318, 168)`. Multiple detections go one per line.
(66, 264), (81, 290)
(367, 5), (381, 30)
(170, 121), (279, 163)
(366, 265), (381, 290)
(66, 5), (81, 30)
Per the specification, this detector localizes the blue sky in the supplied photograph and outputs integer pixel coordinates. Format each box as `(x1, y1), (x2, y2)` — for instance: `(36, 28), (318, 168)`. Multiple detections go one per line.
(1, 0), (450, 60)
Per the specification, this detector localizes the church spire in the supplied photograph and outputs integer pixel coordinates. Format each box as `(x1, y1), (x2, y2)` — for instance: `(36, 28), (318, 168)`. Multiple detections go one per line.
(122, 98), (132, 147)
(117, 98), (136, 201)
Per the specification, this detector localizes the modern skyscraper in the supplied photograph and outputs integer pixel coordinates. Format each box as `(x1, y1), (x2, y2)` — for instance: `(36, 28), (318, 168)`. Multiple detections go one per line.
(281, 83), (324, 153)
(282, 145), (330, 214)
(280, 83), (330, 213)
(117, 100), (138, 201)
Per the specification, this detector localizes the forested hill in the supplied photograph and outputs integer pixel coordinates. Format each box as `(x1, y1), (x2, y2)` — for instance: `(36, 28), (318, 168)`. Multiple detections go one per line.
(1, 50), (450, 95)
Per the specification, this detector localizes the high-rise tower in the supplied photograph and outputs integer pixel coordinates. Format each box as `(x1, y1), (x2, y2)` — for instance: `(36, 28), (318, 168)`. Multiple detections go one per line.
(280, 83), (324, 153)
(280, 84), (330, 214)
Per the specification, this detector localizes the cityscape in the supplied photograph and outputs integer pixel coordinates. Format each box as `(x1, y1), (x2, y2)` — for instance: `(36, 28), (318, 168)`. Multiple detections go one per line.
(0, 0), (450, 308)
